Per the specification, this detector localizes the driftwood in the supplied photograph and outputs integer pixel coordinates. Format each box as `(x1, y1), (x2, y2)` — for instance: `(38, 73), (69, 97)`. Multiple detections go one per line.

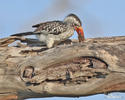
(0, 36), (125, 100)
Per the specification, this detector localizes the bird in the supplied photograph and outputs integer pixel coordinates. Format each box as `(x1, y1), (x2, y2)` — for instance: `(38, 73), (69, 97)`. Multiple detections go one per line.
(11, 13), (85, 48)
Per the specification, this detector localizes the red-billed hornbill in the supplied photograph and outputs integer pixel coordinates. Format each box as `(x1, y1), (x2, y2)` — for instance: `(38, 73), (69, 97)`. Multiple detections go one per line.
(11, 14), (85, 48)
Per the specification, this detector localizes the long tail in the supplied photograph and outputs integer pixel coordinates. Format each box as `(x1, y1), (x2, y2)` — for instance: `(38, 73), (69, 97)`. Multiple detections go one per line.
(11, 32), (37, 36)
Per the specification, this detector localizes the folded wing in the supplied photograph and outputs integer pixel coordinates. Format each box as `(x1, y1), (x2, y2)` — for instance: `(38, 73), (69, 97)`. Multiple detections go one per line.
(33, 21), (68, 35)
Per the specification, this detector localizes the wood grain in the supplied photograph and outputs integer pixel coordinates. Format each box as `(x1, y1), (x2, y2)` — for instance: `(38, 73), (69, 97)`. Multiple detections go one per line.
(0, 36), (125, 100)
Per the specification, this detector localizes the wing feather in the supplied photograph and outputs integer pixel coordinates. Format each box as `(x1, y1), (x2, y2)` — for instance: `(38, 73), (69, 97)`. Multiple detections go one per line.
(33, 21), (68, 35)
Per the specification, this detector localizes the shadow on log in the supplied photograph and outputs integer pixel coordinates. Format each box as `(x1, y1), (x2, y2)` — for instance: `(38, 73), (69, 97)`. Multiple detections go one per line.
(0, 36), (125, 100)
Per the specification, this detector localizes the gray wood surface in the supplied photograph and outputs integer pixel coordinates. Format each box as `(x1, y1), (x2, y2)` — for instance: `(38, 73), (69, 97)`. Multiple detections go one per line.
(0, 36), (125, 100)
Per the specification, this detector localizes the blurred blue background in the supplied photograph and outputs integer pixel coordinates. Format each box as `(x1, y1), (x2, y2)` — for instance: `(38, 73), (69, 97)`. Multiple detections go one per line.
(0, 0), (125, 38)
(0, 0), (125, 100)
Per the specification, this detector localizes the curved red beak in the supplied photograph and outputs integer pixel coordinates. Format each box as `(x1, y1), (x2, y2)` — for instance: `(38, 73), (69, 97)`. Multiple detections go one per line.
(75, 26), (85, 42)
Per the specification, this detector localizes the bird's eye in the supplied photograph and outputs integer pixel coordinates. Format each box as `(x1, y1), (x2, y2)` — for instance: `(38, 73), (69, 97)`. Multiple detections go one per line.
(74, 23), (77, 26)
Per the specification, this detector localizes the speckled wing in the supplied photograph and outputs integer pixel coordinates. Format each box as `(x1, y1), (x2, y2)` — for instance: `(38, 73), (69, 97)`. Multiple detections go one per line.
(32, 21), (68, 35)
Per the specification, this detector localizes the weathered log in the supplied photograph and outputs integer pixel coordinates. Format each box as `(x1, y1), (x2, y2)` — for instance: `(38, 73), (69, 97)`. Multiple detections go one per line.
(0, 36), (125, 100)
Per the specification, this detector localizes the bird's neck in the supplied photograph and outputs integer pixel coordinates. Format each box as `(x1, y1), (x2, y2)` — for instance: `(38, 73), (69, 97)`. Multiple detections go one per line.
(64, 21), (74, 28)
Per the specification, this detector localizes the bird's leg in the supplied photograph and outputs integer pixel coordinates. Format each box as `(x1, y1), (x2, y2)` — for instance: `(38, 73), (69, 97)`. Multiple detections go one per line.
(46, 38), (54, 48)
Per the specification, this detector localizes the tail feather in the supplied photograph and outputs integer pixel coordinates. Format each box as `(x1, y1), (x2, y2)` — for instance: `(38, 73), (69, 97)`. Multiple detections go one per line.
(11, 32), (36, 36)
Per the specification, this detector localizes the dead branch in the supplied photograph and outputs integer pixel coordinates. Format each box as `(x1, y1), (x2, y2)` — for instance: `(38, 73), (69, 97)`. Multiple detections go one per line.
(0, 36), (125, 100)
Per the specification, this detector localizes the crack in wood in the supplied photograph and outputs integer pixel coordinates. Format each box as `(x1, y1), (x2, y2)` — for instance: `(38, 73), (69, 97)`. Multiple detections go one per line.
(20, 48), (48, 55)
(21, 56), (109, 86)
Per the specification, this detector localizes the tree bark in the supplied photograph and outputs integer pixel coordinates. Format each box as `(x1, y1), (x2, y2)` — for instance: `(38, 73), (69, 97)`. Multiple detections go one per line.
(0, 36), (125, 100)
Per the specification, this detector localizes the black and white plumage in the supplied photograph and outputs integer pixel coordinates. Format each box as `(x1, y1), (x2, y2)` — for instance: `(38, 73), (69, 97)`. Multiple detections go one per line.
(33, 21), (68, 35)
(11, 14), (85, 48)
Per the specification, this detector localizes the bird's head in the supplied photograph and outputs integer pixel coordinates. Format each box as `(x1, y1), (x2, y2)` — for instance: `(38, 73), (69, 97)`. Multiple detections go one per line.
(64, 13), (85, 42)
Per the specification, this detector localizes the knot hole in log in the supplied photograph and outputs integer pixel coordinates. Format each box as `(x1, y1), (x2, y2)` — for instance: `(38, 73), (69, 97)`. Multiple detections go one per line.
(23, 66), (35, 79)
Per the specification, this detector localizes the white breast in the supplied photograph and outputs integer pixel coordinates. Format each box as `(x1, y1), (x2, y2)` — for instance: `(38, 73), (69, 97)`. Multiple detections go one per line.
(36, 34), (47, 42)
(36, 27), (74, 47)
